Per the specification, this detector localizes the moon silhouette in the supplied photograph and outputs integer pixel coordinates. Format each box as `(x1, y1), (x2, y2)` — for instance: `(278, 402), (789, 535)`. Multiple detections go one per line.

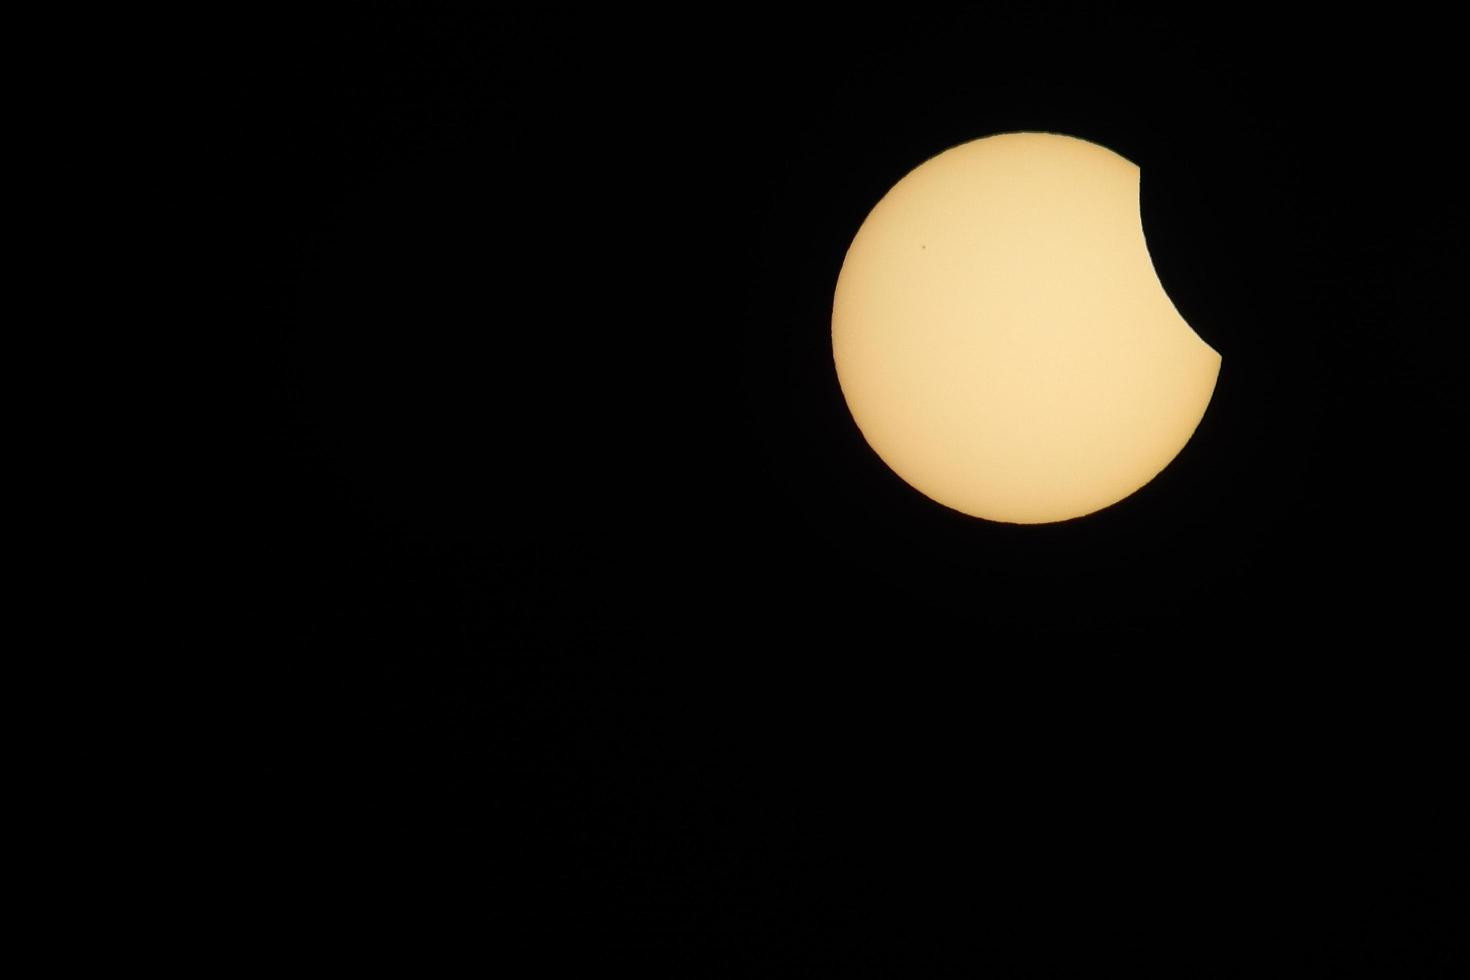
(832, 132), (1222, 524)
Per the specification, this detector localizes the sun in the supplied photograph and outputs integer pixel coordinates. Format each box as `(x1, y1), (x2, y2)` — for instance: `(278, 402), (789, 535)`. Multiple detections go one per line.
(832, 132), (1221, 524)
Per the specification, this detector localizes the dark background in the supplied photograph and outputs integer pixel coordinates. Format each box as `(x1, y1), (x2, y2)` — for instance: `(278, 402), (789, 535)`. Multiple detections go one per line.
(222, 7), (1465, 973)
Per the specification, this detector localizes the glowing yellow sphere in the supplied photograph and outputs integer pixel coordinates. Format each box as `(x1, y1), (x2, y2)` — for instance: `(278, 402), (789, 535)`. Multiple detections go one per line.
(832, 132), (1221, 524)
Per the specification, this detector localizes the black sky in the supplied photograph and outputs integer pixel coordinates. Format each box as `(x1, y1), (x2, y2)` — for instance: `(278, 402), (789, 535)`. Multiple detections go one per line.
(224, 8), (1466, 973)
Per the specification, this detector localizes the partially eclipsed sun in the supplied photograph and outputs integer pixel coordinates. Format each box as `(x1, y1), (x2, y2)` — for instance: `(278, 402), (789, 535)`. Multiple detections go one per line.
(832, 132), (1221, 524)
